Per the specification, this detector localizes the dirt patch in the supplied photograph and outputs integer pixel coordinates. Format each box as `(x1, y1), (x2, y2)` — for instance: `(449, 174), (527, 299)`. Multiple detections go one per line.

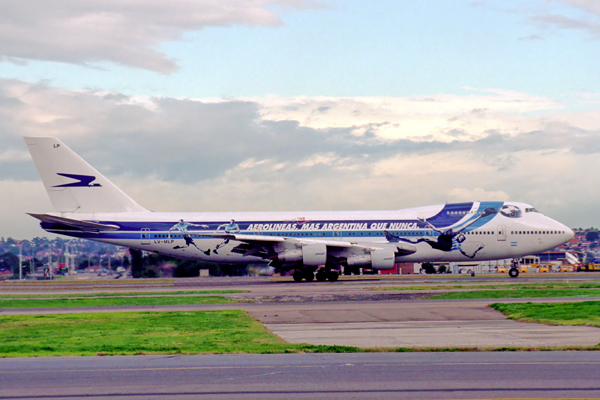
(245, 292), (434, 303)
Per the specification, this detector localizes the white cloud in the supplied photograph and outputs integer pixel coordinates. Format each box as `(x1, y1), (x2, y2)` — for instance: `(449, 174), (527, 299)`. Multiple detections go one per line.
(254, 89), (561, 142)
(0, 0), (322, 73)
(549, 0), (600, 16)
(1, 79), (600, 237)
(0, 180), (50, 239)
(531, 0), (600, 37)
(0, 150), (29, 162)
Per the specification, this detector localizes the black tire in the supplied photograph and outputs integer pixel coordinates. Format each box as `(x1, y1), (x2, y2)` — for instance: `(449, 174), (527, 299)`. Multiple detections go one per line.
(315, 271), (327, 281)
(304, 270), (314, 282)
(508, 268), (519, 278)
(327, 271), (339, 281)
(293, 270), (304, 282)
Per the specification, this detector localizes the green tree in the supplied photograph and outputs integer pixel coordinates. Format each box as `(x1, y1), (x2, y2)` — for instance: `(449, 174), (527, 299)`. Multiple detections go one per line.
(0, 252), (19, 277)
(421, 262), (436, 274)
(586, 231), (599, 242)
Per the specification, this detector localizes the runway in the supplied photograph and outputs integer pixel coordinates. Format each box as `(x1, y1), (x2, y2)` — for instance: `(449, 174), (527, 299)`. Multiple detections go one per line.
(1, 352), (599, 399)
(1, 277), (599, 399)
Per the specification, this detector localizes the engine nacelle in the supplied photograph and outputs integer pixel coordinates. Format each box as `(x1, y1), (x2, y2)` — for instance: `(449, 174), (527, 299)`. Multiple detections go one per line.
(346, 249), (396, 270)
(370, 249), (396, 270)
(277, 249), (302, 263)
(302, 244), (327, 266)
(276, 244), (327, 266)
(346, 254), (371, 267)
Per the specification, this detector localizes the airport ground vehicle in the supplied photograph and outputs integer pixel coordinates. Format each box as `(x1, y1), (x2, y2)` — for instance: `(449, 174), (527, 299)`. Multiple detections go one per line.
(578, 263), (600, 272)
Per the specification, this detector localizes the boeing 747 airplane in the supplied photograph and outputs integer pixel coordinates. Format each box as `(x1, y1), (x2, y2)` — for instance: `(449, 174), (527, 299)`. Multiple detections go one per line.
(25, 137), (573, 281)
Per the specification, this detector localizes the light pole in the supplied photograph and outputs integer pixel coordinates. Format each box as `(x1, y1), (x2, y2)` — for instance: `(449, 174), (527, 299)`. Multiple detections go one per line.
(18, 244), (22, 280)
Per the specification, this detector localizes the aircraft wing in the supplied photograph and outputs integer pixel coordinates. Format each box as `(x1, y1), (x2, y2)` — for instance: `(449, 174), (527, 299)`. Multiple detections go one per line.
(207, 232), (417, 259)
(27, 213), (120, 232)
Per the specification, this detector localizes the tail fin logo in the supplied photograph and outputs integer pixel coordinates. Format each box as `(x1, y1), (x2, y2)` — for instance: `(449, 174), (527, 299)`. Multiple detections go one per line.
(52, 173), (102, 188)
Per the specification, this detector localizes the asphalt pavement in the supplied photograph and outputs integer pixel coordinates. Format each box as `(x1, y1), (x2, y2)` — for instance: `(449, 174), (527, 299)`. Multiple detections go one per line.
(1, 352), (599, 399)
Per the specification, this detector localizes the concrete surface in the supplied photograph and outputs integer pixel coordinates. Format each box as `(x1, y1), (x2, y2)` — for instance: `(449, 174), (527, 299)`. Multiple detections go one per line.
(246, 300), (600, 348)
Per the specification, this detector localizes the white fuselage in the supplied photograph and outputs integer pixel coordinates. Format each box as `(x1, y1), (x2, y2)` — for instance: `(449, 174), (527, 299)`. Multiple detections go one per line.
(40, 201), (573, 268)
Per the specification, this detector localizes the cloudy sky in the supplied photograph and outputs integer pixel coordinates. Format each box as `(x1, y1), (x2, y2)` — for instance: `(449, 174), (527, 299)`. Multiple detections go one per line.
(2, 0), (600, 239)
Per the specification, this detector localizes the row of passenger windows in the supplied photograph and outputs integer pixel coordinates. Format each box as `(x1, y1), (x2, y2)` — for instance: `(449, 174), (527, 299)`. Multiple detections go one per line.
(511, 230), (564, 235)
(151, 230), (565, 239)
(152, 234), (203, 238)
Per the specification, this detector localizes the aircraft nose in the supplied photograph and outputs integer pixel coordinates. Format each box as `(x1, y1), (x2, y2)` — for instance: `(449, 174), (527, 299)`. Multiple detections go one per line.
(566, 227), (575, 241)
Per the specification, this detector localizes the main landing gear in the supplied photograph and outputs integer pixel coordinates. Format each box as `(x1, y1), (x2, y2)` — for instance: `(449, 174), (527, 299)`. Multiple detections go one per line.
(316, 269), (339, 282)
(293, 268), (339, 282)
(508, 259), (519, 278)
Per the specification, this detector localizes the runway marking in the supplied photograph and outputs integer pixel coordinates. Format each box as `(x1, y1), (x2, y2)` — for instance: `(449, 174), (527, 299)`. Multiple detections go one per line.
(1, 361), (599, 374)
(0, 389), (599, 399)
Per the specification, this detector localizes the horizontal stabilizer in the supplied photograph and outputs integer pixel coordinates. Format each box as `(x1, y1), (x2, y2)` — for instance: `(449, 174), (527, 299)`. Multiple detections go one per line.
(27, 213), (120, 232)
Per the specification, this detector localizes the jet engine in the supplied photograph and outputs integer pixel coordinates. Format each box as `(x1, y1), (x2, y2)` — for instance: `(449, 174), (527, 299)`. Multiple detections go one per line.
(276, 243), (327, 266)
(347, 249), (395, 270)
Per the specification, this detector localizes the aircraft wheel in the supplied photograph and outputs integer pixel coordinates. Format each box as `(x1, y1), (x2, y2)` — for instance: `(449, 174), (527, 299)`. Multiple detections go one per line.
(508, 268), (519, 278)
(327, 270), (339, 282)
(315, 271), (327, 281)
(304, 270), (315, 282)
(293, 270), (304, 282)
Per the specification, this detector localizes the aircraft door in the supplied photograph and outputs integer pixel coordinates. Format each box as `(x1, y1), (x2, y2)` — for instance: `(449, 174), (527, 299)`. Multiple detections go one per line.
(333, 230), (342, 240)
(141, 228), (150, 245)
(497, 225), (506, 241)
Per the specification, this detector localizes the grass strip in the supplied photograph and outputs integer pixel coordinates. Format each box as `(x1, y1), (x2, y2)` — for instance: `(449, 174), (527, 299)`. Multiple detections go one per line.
(377, 282), (600, 291)
(0, 310), (359, 357)
(0, 278), (175, 286)
(490, 301), (600, 328)
(0, 290), (248, 299)
(0, 295), (241, 308)
(1, 309), (598, 357)
(426, 288), (600, 300)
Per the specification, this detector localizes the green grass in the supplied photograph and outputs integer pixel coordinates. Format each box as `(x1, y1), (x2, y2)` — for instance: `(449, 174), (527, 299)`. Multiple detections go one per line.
(378, 282), (600, 291)
(376, 281), (600, 300)
(0, 311), (360, 357)
(0, 295), (241, 308)
(0, 290), (248, 299)
(0, 278), (175, 285)
(490, 301), (600, 328)
(1, 308), (598, 357)
(427, 288), (600, 300)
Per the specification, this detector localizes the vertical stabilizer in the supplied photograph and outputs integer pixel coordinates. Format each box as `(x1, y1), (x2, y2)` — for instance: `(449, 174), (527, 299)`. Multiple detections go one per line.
(25, 137), (148, 213)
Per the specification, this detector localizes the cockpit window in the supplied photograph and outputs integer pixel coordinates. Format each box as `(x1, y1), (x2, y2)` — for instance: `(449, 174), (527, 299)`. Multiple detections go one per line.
(525, 207), (539, 213)
(499, 205), (522, 218)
